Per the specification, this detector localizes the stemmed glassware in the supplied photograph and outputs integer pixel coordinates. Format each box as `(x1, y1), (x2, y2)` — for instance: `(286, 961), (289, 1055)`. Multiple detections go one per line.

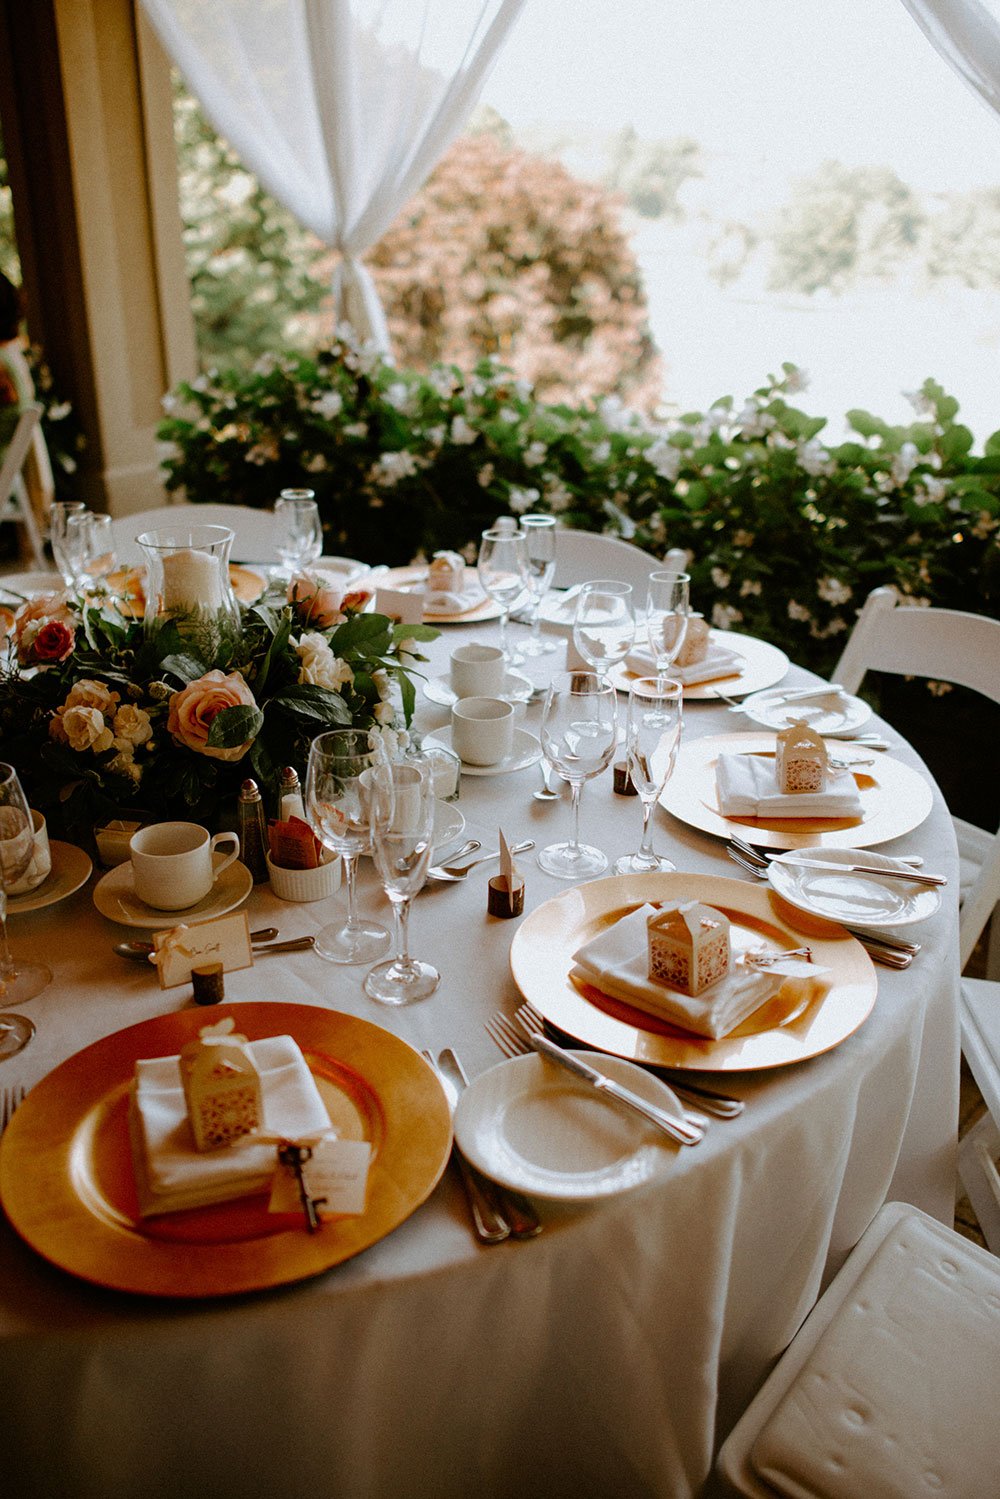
(48, 501), (87, 585)
(0, 764), (51, 1058)
(364, 752), (440, 1005)
(572, 580), (635, 679)
(538, 671), (618, 879)
(305, 729), (391, 964)
(274, 489), (323, 575)
(477, 526), (529, 664)
(519, 514), (558, 656)
(57, 510), (117, 591)
(645, 569), (691, 679)
(613, 677), (683, 874)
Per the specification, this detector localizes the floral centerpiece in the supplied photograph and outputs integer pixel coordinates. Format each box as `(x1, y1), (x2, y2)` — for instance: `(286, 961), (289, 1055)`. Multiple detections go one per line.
(0, 570), (438, 844)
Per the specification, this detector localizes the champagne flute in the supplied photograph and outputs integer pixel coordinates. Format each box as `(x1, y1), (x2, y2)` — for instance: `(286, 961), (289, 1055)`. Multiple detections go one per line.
(305, 729), (391, 964)
(48, 501), (87, 585)
(519, 514), (558, 656)
(0, 764), (51, 1057)
(364, 753), (440, 1005)
(572, 580), (635, 679)
(477, 526), (529, 663)
(274, 490), (323, 575)
(614, 677), (683, 874)
(538, 671), (618, 879)
(646, 569), (691, 679)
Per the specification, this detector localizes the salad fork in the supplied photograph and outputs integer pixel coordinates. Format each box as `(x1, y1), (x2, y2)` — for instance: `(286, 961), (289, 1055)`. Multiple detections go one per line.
(1, 1084), (25, 1134)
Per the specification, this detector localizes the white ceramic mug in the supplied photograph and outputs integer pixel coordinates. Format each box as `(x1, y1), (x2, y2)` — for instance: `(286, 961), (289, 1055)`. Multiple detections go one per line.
(451, 696), (515, 766)
(450, 643), (506, 698)
(6, 810), (51, 894)
(129, 822), (241, 910)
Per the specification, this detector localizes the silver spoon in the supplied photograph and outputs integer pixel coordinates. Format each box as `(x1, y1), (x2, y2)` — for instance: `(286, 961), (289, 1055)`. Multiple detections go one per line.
(114, 934), (316, 960)
(533, 761), (560, 801)
(425, 840), (534, 882)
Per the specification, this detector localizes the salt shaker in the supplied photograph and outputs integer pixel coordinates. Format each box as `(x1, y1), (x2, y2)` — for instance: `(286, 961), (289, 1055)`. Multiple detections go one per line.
(279, 765), (306, 821)
(237, 778), (269, 882)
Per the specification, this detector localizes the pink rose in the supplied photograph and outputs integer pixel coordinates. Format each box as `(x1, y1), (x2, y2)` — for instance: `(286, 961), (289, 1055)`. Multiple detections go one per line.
(167, 669), (257, 762)
(287, 572), (345, 629)
(341, 585), (374, 614)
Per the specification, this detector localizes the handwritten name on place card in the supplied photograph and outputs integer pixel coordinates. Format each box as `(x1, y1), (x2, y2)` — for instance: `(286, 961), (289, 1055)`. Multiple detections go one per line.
(269, 1138), (372, 1218)
(151, 911), (254, 989)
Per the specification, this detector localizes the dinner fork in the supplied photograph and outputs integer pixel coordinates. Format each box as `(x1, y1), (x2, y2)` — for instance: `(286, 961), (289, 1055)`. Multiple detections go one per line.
(1, 1084), (25, 1134)
(513, 1000), (744, 1119)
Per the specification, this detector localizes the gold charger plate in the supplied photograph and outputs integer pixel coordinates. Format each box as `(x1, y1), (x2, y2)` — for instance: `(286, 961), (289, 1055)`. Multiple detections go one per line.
(659, 731), (933, 850)
(379, 565), (502, 623)
(509, 872), (877, 1072)
(609, 631), (789, 700)
(104, 564), (266, 616)
(0, 1002), (452, 1298)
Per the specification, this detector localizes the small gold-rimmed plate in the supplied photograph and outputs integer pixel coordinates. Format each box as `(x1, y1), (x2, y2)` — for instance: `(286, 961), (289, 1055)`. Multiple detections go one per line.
(659, 732), (933, 850)
(0, 1003), (452, 1297)
(509, 872), (877, 1073)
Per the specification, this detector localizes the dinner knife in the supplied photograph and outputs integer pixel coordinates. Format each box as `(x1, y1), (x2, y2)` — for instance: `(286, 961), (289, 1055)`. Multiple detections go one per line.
(776, 857), (946, 887)
(521, 1030), (705, 1146)
(437, 1049), (542, 1240)
(421, 1051), (509, 1245)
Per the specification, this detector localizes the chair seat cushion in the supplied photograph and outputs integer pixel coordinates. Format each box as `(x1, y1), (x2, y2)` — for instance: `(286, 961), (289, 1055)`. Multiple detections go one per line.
(748, 1212), (1000, 1499)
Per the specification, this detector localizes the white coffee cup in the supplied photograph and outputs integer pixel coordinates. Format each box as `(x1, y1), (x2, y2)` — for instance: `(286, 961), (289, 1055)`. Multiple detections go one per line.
(129, 821), (241, 910)
(6, 810), (51, 895)
(450, 643), (506, 698)
(451, 696), (515, 766)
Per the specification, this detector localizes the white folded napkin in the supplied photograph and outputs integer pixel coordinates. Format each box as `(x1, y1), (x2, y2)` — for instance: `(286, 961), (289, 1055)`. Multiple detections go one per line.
(716, 753), (863, 818)
(129, 1034), (331, 1217)
(625, 643), (742, 684)
(570, 904), (780, 1039)
(422, 585), (486, 615)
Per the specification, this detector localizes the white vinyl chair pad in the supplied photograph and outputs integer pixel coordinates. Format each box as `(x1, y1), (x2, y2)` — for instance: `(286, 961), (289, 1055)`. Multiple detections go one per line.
(716, 1203), (1000, 1499)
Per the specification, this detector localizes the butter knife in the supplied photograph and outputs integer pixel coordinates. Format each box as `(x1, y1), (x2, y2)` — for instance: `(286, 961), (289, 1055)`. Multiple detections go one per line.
(520, 1030), (704, 1145)
(776, 857), (946, 887)
(438, 1049), (542, 1240)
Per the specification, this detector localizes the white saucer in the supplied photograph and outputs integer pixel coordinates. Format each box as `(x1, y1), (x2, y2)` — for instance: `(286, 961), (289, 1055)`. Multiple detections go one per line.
(432, 800), (465, 855)
(93, 858), (254, 928)
(740, 686), (873, 737)
(767, 845), (941, 927)
(454, 1051), (682, 1201)
(422, 670), (534, 708)
(423, 726), (542, 777)
(6, 842), (93, 914)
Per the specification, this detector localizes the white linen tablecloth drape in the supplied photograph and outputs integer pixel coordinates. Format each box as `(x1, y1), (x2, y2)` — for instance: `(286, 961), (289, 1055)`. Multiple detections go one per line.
(0, 617), (959, 1499)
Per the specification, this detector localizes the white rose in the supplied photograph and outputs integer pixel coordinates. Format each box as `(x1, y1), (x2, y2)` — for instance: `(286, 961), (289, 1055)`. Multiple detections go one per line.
(296, 633), (354, 691)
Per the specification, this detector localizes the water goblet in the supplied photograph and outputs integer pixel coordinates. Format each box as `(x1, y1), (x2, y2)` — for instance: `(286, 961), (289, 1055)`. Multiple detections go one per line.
(519, 514), (557, 656)
(537, 671), (618, 879)
(79, 513), (118, 589)
(305, 729), (391, 964)
(48, 501), (87, 585)
(363, 753), (440, 1006)
(274, 490), (323, 575)
(613, 677), (683, 874)
(0, 763), (51, 1057)
(477, 526), (529, 664)
(59, 509), (101, 590)
(646, 569), (691, 679)
(572, 579), (635, 679)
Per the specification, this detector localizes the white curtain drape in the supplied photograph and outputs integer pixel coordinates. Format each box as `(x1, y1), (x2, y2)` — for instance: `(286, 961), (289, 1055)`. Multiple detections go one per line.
(900, 0), (1000, 118)
(140, 0), (527, 351)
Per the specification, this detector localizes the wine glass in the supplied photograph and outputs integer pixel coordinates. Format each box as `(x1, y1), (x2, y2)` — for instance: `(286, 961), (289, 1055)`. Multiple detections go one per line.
(0, 764), (51, 1057)
(48, 501), (87, 585)
(58, 509), (100, 590)
(572, 580), (635, 679)
(538, 671), (618, 879)
(519, 514), (558, 656)
(477, 526), (529, 663)
(79, 513), (118, 589)
(364, 753), (440, 1006)
(646, 569), (691, 679)
(305, 729), (391, 964)
(274, 490), (323, 575)
(613, 677), (683, 874)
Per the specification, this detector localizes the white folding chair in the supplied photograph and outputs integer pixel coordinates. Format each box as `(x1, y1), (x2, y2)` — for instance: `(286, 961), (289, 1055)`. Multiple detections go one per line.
(111, 502), (279, 565)
(833, 585), (1000, 1250)
(0, 402), (46, 565)
(715, 1202), (1000, 1498)
(550, 527), (683, 594)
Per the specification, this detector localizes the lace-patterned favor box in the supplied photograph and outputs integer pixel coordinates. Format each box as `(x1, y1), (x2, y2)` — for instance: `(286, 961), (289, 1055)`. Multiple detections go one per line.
(179, 1018), (262, 1152)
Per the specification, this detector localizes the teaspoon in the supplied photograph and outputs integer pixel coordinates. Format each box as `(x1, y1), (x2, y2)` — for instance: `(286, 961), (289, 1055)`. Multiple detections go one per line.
(533, 761), (560, 801)
(114, 933), (315, 961)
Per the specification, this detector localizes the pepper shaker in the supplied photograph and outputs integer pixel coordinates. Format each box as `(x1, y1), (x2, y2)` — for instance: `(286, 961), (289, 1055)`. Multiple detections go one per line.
(237, 778), (270, 882)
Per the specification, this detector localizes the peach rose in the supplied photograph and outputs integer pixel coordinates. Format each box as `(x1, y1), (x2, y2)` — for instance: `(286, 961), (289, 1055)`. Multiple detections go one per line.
(287, 572), (345, 628)
(167, 669), (257, 761)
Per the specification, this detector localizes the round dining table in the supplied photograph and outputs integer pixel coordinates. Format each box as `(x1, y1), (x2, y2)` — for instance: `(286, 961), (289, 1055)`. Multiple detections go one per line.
(0, 603), (960, 1499)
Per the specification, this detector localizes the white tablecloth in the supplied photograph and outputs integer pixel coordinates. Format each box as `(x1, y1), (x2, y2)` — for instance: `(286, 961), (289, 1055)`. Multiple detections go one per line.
(0, 616), (959, 1499)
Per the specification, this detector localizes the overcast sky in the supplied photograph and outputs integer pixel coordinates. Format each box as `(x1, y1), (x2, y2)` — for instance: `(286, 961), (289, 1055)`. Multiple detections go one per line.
(482, 0), (1000, 191)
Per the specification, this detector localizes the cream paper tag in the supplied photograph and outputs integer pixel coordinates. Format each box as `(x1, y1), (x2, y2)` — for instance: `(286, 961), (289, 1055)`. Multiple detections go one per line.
(499, 827), (524, 897)
(150, 911), (253, 989)
(375, 586), (424, 624)
(268, 1137), (372, 1218)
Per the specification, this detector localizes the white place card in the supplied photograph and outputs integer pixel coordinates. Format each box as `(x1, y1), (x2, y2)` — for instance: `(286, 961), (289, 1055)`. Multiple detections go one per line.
(268, 1136), (372, 1218)
(375, 586), (424, 625)
(151, 911), (254, 989)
